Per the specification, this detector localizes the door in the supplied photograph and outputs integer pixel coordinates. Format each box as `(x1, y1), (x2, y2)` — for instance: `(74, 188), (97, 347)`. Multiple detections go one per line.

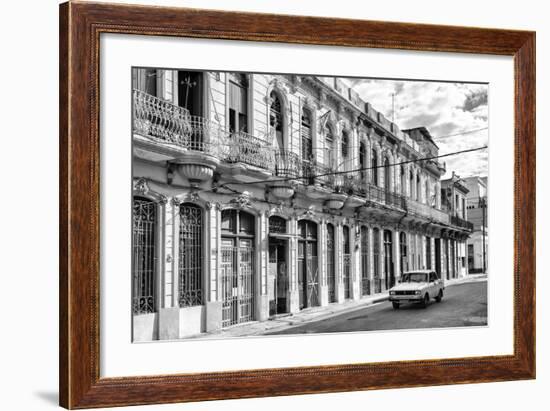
(220, 210), (255, 327)
(268, 239), (288, 316)
(361, 226), (370, 296)
(298, 220), (318, 309)
(384, 230), (394, 289)
(343, 226), (351, 299)
(435, 238), (442, 278)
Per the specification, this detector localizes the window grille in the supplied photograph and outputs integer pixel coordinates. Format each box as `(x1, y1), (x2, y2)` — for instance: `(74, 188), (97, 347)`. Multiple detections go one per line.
(132, 197), (157, 315)
(178, 203), (203, 307)
(269, 216), (287, 234)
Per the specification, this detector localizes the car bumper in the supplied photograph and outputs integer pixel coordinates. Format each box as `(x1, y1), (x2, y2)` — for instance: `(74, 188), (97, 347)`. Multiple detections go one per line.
(389, 295), (423, 302)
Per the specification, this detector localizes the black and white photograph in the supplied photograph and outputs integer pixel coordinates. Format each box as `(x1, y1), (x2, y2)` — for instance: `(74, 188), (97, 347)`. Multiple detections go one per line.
(131, 68), (489, 342)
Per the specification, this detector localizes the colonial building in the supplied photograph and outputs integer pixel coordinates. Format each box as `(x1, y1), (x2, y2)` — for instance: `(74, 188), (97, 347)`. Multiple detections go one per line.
(131, 69), (473, 341)
(463, 176), (488, 273)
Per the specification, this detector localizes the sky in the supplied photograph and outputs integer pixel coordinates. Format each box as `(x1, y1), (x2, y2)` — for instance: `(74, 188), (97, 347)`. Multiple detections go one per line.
(346, 78), (488, 179)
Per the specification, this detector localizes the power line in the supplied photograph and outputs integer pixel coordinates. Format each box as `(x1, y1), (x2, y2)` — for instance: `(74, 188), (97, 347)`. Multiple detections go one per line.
(434, 127), (488, 141)
(221, 145), (488, 188)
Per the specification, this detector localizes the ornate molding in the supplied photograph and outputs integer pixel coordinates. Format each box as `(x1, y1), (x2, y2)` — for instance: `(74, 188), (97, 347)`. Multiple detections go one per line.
(230, 191), (252, 209)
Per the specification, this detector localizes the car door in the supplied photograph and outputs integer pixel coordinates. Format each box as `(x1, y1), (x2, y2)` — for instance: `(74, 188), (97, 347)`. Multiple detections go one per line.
(428, 272), (437, 298)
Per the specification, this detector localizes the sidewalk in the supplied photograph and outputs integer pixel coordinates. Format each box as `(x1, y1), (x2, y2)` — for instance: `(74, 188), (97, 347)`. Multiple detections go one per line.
(190, 274), (488, 339)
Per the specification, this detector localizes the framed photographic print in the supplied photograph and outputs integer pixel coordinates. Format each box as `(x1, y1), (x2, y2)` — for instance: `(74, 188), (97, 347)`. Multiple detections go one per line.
(59, 1), (535, 409)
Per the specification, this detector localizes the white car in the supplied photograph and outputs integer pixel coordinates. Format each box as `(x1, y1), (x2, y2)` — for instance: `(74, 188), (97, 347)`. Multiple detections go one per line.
(388, 270), (444, 309)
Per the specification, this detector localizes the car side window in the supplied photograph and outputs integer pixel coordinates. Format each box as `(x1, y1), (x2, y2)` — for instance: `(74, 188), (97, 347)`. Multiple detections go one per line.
(429, 272), (437, 282)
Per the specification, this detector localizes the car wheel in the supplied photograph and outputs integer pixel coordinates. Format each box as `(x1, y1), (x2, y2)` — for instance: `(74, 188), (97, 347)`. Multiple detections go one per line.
(435, 289), (443, 302)
(421, 293), (429, 308)
(392, 302), (400, 309)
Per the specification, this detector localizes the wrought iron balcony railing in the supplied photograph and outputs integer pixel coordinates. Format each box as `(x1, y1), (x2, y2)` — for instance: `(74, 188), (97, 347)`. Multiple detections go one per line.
(133, 89), (192, 146)
(365, 183), (406, 209)
(405, 199), (450, 225)
(223, 131), (274, 170)
(273, 149), (302, 179)
(450, 215), (474, 231)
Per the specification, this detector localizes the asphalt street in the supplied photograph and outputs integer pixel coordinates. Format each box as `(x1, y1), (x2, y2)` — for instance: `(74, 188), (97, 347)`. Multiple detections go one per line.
(266, 280), (487, 335)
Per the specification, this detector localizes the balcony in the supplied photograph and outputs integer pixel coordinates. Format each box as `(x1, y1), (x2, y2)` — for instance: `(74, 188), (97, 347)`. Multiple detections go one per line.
(365, 183), (406, 209)
(222, 131), (274, 171)
(450, 215), (474, 231)
(405, 199), (450, 225)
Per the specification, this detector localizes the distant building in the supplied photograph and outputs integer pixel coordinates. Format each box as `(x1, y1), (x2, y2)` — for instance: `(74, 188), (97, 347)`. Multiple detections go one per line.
(463, 176), (488, 274)
(441, 173), (472, 278)
(131, 69), (473, 341)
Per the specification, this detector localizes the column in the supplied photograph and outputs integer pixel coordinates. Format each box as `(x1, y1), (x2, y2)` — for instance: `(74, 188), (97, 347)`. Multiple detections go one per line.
(205, 203), (223, 333)
(393, 229), (401, 283)
(336, 223), (345, 303)
(378, 227), (385, 291)
(158, 197), (180, 340)
(351, 224), (361, 301)
(368, 226), (375, 295)
(319, 220), (329, 306)
(288, 217), (300, 313)
(257, 211), (269, 321)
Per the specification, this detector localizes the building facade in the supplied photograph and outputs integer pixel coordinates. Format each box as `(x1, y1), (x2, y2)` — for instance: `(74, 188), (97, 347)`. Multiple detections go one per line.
(463, 176), (488, 273)
(131, 69), (473, 341)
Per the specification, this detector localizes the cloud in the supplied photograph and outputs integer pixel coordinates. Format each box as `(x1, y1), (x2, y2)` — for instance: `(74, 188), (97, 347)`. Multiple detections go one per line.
(350, 78), (488, 179)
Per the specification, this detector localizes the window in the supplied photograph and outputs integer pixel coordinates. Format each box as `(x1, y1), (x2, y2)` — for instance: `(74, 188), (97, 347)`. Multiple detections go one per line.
(400, 165), (406, 196)
(270, 91), (284, 151)
(228, 73), (248, 133)
(177, 71), (203, 116)
(410, 170), (414, 199)
(416, 174), (421, 201)
(132, 197), (157, 315)
(301, 108), (313, 162)
(426, 236), (432, 269)
(371, 149), (378, 185)
(178, 203), (203, 307)
(325, 124), (334, 167)
(359, 142), (366, 180)
(341, 130), (349, 169)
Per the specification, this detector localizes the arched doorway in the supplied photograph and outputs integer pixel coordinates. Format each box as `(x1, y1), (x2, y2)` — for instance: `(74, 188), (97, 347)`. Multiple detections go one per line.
(220, 209), (255, 327)
(298, 220), (318, 309)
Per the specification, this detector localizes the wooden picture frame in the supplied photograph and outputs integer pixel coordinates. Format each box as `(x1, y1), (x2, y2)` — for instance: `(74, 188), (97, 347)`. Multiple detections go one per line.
(59, 1), (535, 408)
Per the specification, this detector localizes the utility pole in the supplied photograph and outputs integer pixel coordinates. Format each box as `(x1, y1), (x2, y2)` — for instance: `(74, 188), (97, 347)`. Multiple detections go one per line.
(391, 93), (395, 123)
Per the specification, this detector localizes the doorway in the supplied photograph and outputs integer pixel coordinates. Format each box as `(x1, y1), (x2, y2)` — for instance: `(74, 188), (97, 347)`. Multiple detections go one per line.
(298, 220), (319, 309)
(268, 238), (288, 316)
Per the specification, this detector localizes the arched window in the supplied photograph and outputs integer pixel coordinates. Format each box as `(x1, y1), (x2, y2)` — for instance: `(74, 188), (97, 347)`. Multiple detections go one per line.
(301, 108), (313, 163)
(371, 149), (378, 185)
(228, 73), (248, 133)
(133, 197), (157, 315)
(270, 91), (284, 151)
(179, 203), (203, 307)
